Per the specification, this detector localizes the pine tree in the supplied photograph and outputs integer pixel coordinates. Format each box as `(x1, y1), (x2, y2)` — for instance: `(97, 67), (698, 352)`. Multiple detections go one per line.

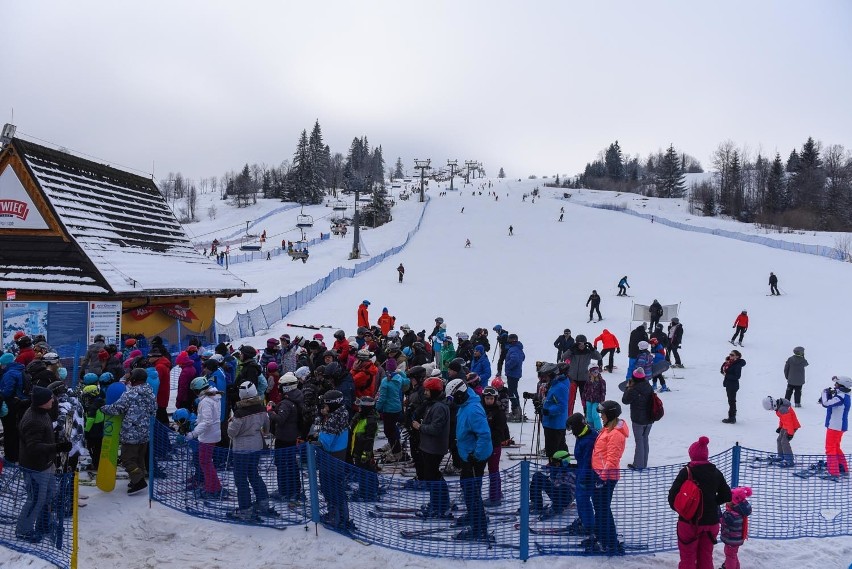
(655, 144), (686, 198)
(307, 120), (327, 204)
(291, 129), (312, 204)
(498, 167), (506, 178)
(789, 136), (825, 213)
(393, 157), (404, 179)
(729, 151), (743, 218)
(605, 141), (624, 181)
(765, 153), (785, 215)
(786, 149), (800, 173)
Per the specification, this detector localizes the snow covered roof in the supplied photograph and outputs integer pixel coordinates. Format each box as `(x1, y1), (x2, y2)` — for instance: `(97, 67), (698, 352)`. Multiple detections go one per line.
(1, 138), (254, 297)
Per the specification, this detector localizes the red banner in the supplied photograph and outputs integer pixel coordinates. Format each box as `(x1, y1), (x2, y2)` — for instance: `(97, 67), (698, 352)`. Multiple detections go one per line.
(127, 303), (197, 322)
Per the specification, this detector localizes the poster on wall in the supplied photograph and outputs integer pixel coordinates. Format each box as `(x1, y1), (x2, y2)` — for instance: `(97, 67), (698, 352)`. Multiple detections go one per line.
(89, 301), (122, 345)
(2, 301), (48, 351)
(47, 303), (89, 357)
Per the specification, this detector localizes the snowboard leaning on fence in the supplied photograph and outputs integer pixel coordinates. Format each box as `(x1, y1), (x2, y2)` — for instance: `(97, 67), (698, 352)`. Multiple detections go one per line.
(96, 382), (127, 492)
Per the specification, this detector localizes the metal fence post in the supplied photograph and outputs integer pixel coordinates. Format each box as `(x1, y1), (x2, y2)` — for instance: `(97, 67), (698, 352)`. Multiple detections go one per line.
(731, 442), (741, 488)
(305, 443), (320, 523)
(520, 460), (530, 560)
(149, 418), (156, 504)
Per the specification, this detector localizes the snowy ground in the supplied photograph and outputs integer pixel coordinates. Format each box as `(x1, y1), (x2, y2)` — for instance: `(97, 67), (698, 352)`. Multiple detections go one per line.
(7, 177), (852, 568)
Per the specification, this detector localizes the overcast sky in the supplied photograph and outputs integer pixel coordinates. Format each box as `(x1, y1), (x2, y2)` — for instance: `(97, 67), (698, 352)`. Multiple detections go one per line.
(2, 1), (850, 184)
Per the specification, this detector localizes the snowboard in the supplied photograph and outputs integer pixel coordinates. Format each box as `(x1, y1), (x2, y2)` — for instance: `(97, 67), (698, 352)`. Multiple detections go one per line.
(96, 382), (127, 492)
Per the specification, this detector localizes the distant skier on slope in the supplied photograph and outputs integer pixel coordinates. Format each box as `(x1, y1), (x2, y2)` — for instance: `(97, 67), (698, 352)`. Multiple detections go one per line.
(730, 310), (748, 346)
(769, 272), (780, 296)
(586, 290), (602, 323)
(617, 276), (630, 297)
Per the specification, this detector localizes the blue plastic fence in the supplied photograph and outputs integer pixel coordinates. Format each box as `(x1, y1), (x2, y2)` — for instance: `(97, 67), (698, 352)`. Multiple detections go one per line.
(0, 464), (75, 569)
(215, 197), (431, 341)
(149, 420), (851, 560)
(577, 202), (849, 262)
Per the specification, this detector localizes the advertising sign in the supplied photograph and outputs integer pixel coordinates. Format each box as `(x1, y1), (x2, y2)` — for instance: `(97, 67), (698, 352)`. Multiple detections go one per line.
(0, 166), (50, 229)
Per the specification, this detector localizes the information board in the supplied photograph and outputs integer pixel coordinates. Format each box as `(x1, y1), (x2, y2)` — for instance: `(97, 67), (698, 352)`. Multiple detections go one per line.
(88, 301), (122, 345)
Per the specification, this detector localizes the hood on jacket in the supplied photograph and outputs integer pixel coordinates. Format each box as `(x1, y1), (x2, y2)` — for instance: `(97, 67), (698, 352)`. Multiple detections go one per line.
(474, 345), (485, 355)
(176, 352), (193, 366)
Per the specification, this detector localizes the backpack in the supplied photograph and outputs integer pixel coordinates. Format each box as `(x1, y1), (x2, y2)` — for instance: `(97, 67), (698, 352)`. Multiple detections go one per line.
(673, 466), (703, 522)
(650, 392), (665, 422)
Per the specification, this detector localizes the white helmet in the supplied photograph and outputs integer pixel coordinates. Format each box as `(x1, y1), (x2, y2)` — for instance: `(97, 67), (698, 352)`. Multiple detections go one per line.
(278, 372), (298, 392)
(239, 381), (258, 399)
(834, 376), (852, 392)
(445, 378), (467, 397)
(294, 366), (311, 380)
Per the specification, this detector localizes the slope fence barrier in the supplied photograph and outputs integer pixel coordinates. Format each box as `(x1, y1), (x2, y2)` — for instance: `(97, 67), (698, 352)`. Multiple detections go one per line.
(149, 421), (852, 560)
(215, 197), (430, 341)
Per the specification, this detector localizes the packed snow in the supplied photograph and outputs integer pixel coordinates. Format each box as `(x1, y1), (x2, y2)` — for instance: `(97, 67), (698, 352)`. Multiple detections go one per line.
(6, 177), (852, 568)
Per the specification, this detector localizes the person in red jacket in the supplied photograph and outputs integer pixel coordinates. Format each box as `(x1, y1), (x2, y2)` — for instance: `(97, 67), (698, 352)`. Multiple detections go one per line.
(358, 300), (371, 328)
(332, 330), (351, 366)
(147, 347), (172, 425)
(730, 310), (749, 346)
(593, 329), (621, 373)
(351, 351), (379, 398)
(377, 308), (396, 338)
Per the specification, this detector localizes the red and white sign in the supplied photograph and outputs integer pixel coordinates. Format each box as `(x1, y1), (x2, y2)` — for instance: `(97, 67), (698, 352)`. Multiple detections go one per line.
(0, 166), (49, 229)
(5, 290), (15, 300)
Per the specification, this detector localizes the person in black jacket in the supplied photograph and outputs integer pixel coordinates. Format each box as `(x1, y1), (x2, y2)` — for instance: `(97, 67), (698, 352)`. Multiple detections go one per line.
(585, 290), (602, 322)
(648, 300), (664, 331)
(482, 386), (509, 506)
(413, 377), (452, 517)
(650, 324), (668, 349)
(667, 318), (684, 367)
(668, 436), (732, 569)
(16, 386), (71, 542)
(769, 272), (779, 296)
(470, 328), (491, 354)
(492, 325), (510, 376)
(626, 324), (649, 380)
(721, 350), (747, 424)
(621, 368), (654, 470)
(553, 329), (575, 362)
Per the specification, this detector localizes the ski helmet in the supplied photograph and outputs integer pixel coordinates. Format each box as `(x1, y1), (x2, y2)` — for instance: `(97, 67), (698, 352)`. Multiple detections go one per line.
(597, 400), (622, 422)
(407, 366), (427, 380)
(190, 377), (210, 392)
(210, 354), (224, 363)
(47, 380), (67, 396)
(278, 372), (298, 392)
(566, 413), (587, 436)
(42, 352), (60, 365)
(551, 450), (571, 465)
(356, 349), (373, 361)
(323, 362), (343, 380)
(761, 396), (776, 411)
(491, 377), (505, 390)
(322, 389), (344, 407)
(834, 376), (852, 392)
(456, 331), (469, 341)
(83, 373), (100, 385)
(334, 329), (346, 340)
(173, 408), (190, 423)
(671, 317), (679, 324)
(239, 381), (258, 399)
(294, 366), (311, 380)
(537, 362), (558, 377)
(423, 377), (444, 393)
(492, 324), (502, 332)
(482, 386), (498, 398)
(445, 378), (467, 397)
(98, 372), (114, 385)
(435, 317), (444, 325)
(240, 345), (258, 359)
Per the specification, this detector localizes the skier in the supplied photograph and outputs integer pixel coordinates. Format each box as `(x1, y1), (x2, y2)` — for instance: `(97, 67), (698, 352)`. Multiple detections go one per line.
(819, 376), (851, 478)
(586, 290), (602, 323)
(783, 346), (808, 407)
(357, 300), (370, 328)
(617, 276), (630, 296)
(649, 338), (671, 392)
(269, 373), (304, 502)
(566, 413), (597, 537)
(769, 272), (780, 296)
(625, 325), (649, 381)
(482, 386), (509, 506)
(461, 207), (464, 213)
(566, 336), (601, 416)
(181, 377), (224, 498)
(539, 363), (569, 458)
(593, 329), (620, 373)
(529, 450), (576, 519)
(397, 263), (405, 284)
(503, 333), (525, 422)
(589, 401), (628, 555)
(465, 239), (471, 248)
(761, 396), (800, 466)
(227, 381), (272, 520)
(412, 376), (452, 518)
(349, 396), (380, 501)
(648, 299), (664, 332)
(492, 324), (509, 376)
(558, 213), (564, 222)
(667, 318), (684, 368)
(583, 366), (606, 431)
(508, 225), (513, 236)
(730, 310), (748, 346)
(317, 390), (352, 529)
(721, 350), (746, 424)
(621, 368), (654, 470)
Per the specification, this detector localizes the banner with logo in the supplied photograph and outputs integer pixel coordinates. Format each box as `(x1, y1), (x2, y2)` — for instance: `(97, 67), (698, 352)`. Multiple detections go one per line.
(0, 166), (50, 229)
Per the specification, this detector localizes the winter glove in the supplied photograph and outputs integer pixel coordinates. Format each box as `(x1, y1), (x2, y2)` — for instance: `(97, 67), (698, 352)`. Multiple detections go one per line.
(616, 348), (620, 354)
(175, 434), (187, 445)
(776, 427), (781, 433)
(55, 441), (73, 453)
(788, 433), (794, 440)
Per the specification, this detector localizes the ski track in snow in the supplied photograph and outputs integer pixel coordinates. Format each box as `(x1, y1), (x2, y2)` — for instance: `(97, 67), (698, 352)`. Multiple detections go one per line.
(6, 178), (852, 568)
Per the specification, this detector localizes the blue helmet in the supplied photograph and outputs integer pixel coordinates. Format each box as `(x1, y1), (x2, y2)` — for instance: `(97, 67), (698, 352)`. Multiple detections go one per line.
(98, 372), (114, 385)
(493, 324), (503, 332)
(83, 373), (99, 385)
(173, 408), (190, 422)
(402, 347), (413, 357)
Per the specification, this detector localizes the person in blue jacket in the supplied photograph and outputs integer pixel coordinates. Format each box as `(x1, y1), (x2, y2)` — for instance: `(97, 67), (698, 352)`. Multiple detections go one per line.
(617, 276), (630, 296)
(0, 353), (26, 462)
(447, 378), (493, 540)
(540, 363), (569, 457)
(470, 345), (492, 388)
(316, 390), (353, 530)
(567, 413), (598, 537)
(504, 334), (526, 421)
(375, 359), (406, 461)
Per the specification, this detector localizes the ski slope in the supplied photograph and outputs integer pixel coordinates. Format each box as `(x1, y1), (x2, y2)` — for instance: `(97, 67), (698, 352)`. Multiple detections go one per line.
(8, 177), (852, 569)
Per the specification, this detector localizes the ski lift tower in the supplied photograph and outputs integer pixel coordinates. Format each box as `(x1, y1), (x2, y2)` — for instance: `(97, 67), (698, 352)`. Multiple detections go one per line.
(414, 158), (431, 203)
(349, 175), (370, 260)
(447, 159), (458, 192)
(464, 160), (477, 184)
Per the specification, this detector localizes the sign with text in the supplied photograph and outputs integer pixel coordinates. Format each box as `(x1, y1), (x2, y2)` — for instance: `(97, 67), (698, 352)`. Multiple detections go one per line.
(89, 301), (122, 345)
(0, 166), (49, 229)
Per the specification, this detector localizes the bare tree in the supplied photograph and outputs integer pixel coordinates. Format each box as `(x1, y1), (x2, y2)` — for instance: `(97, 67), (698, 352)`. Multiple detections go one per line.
(187, 184), (198, 221)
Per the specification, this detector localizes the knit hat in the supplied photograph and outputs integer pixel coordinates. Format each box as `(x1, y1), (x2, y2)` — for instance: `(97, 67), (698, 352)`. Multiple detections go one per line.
(0, 353), (14, 366)
(385, 358), (397, 373)
(13, 331), (25, 340)
(793, 346), (804, 356)
(130, 368), (148, 384)
(382, 307), (388, 313)
(632, 368), (646, 379)
(638, 341), (650, 351)
(186, 345), (198, 353)
(448, 360), (463, 373)
(31, 386), (53, 407)
(98, 349), (110, 361)
(731, 486), (753, 504)
(688, 436), (710, 462)
(124, 338), (137, 347)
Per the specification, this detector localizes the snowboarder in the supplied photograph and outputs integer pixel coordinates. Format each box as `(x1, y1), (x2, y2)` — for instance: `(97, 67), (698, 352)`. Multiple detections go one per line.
(648, 299), (664, 332)
(558, 213), (564, 222)
(586, 290), (602, 322)
(227, 382), (272, 519)
(783, 346), (808, 407)
(508, 225), (514, 236)
(465, 239), (471, 248)
(730, 310), (748, 346)
(617, 276), (630, 296)
(721, 350), (746, 424)
(769, 272), (780, 295)
(397, 263), (405, 283)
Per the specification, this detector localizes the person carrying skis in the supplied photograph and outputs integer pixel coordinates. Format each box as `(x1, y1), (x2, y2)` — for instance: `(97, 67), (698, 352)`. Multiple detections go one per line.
(397, 263), (405, 283)
(357, 300), (371, 328)
(819, 376), (851, 478)
(721, 350), (747, 424)
(648, 299), (664, 332)
(730, 310), (748, 346)
(586, 290), (602, 322)
(783, 346), (808, 407)
(593, 329), (620, 373)
(553, 328), (575, 362)
(617, 276), (630, 296)
(769, 272), (780, 296)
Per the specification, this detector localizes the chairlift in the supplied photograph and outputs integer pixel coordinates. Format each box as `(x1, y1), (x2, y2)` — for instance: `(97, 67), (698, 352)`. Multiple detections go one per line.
(239, 236), (262, 251)
(333, 199), (347, 211)
(296, 206), (314, 228)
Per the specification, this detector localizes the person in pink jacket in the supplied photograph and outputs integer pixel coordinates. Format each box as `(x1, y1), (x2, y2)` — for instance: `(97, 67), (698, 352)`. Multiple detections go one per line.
(175, 351), (197, 410)
(589, 400), (629, 555)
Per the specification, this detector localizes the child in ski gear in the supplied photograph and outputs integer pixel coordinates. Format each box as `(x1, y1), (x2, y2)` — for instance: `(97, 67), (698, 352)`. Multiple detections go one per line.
(668, 435), (732, 569)
(730, 310), (748, 346)
(583, 366), (606, 431)
(762, 397), (800, 466)
(567, 413), (597, 537)
(80, 374), (105, 469)
(376, 359), (406, 461)
(626, 324), (649, 380)
(783, 346), (808, 407)
(317, 389), (352, 529)
(720, 486), (753, 569)
(649, 338), (671, 392)
(228, 382), (272, 519)
(100, 368), (157, 494)
(590, 401), (628, 554)
(183, 377), (223, 497)
(482, 386), (509, 505)
(819, 376), (851, 477)
(530, 450), (577, 518)
(721, 350), (746, 424)
(350, 396), (380, 501)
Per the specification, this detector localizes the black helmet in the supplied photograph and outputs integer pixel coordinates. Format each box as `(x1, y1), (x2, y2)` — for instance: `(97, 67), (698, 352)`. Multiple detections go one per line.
(407, 366), (427, 380)
(671, 317), (680, 324)
(537, 362), (558, 377)
(322, 389), (344, 408)
(597, 400), (622, 422)
(240, 345), (257, 359)
(567, 413), (586, 435)
(333, 330), (346, 340)
(323, 362), (343, 380)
